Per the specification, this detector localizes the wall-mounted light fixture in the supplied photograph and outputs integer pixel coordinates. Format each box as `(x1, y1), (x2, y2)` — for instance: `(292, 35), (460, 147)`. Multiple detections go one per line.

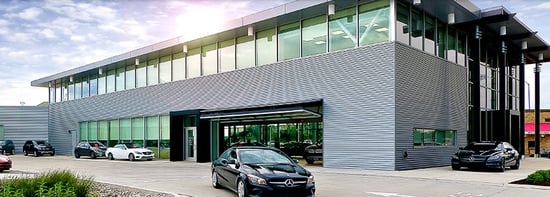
(183, 45), (188, 53)
(448, 12), (455, 24)
(48, 82), (52, 88)
(135, 57), (139, 66)
(247, 25), (254, 36)
(539, 53), (544, 61)
(328, 2), (335, 16)
(98, 68), (103, 75)
(69, 76), (73, 82)
(413, 0), (421, 5)
(500, 25), (507, 36)
(522, 40), (528, 50)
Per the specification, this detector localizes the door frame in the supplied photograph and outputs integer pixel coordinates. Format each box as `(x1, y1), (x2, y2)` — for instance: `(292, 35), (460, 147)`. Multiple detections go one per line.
(184, 127), (197, 161)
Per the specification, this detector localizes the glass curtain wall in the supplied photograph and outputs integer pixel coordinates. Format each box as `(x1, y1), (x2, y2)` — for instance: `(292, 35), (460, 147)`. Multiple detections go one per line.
(202, 43), (218, 75)
(219, 39), (236, 72)
(81, 76), (89, 98)
(125, 64), (135, 90)
(89, 75), (97, 96)
(396, 2), (409, 45)
(109, 120), (119, 146)
(106, 69), (115, 93)
(302, 15), (326, 57)
(89, 121), (97, 141)
(173, 52), (186, 81)
(98, 120), (108, 145)
(132, 117), (144, 146)
(147, 59), (159, 86)
(236, 36), (255, 69)
(97, 72), (106, 95)
(136, 62), (147, 88)
(120, 118), (131, 142)
(187, 48), (201, 78)
(278, 22), (300, 61)
(74, 77), (81, 99)
(256, 28), (277, 65)
(160, 115), (170, 159)
(116, 66), (125, 91)
(358, 0), (390, 46)
(159, 55), (172, 83)
(329, 7), (356, 51)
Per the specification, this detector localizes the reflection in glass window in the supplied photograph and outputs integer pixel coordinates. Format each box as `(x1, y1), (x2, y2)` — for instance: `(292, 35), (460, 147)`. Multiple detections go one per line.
(302, 15), (326, 57)
(132, 117), (144, 142)
(74, 78), (81, 99)
(49, 86), (55, 103)
(278, 22), (300, 61)
(236, 36), (255, 69)
(447, 27), (457, 63)
(63, 81), (69, 101)
(89, 75), (97, 96)
(120, 118), (131, 141)
(106, 69), (115, 93)
(202, 43), (218, 75)
(99, 120), (108, 141)
(159, 55), (171, 83)
(358, 0), (390, 46)
(147, 59), (159, 86)
(187, 48), (201, 78)
(68, 80), (75, 100)
(256, 28), (277, 65)
(55, 83), (61, 102)
(437, 21), (446, 59)
(109, 120), (119, 147)
(457, 31), (466, 66)
(329, 7), (356, 51)
(97, 73), (106, 95)
(396, 2), (409, 45)
(424, 15), (436, 55)
(116, 66), (125, 91)
(89, 121), (97, 141)
(136, 62), (147, 88)
(410, 8), (423, 50)
(219, 39), (236, 72)
(125, 65), (135, 90)
(173, 52), (185, 81)
(160, 115), (170, 159)
(81, 76), (89, 98)
(79, 122), (87, 141)
(413, 128), (456, 147)
(146, 116), (159, 140)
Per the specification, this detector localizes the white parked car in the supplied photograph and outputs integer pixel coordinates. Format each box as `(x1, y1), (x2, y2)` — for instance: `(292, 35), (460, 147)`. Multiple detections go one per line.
(106, 143), (155, 161)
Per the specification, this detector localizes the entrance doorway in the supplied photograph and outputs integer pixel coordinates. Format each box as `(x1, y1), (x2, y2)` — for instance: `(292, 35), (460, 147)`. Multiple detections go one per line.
(185, 127), (197, 161)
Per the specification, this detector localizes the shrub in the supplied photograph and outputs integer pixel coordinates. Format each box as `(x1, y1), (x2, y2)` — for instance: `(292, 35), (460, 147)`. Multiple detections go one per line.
(526, 170), (550, 183)
(0, 170), (94, 197)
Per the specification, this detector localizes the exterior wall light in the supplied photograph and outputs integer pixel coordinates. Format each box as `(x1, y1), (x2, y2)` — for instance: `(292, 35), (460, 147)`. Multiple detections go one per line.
(328, 3), (335, 16)
(247, 25), (254, 36)
(500, 25), (507, 36)
(98, 68), (103, 75)
(69, 76), (73, 82)
(413, 0), (421, 5)
(522, 41), (528, 50)
(135, 57), (139, 66)
(448, 12), (455, 25)
(183, 45), (188, 53)
(539, 53), (544, 61)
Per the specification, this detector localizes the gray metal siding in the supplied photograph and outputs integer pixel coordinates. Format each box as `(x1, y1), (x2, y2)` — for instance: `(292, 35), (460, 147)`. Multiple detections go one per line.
(49, 43), (396, 170)
(0, 106), (48, 153)
(394, 42), (468, 170)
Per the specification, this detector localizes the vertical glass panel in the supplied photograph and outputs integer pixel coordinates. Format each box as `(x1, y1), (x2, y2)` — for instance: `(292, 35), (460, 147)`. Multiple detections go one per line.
(109, 120), (119, 147)
(68, 80), (75, 100)
(106, 69), (115, 93)
(396, 1), (410, 45)
(202, 43), (218, 75)
(424, 15), (436, 55)
(62, 81), (68, 101)
(74, 78), (81, 99)
(79, 122), (88, 141)
(159, 55), (172, 83)
(89, 121), (97, 141)
(160, 115), (170, 159)
(302, 15), (327, 56)
(55, 83), (61, 102)
(410, 8), (423, 50)
(120, 118), (131, 141)
(146, 116), (159, 140)
(89, 75), (97, 96)
(172, 52), (186, 81)
(437, 21), (446, 59)
(125, 65), (135, 90)
(413, 128), (422, 146)
(147, 58), (159, 86)
(116, 66), (125, 91)
(423, 129), (435, 146)
(329, 7), (356, 51)
(136, 62), (147, 88)
(236, 36), (255, 69)
(457, 31), (466, 66)
(480, 87), (487, 109)
(97, 72), (106, 95)
(187, 48), (201, 78)
(256, 28), (277, 65)
(98, 120), (108, 141)
(49, 85), (55, 103)
(358, 0), (390, 46)
(278, 22), (300, 61)
(81, 77), (89, 98)
(447, 27), (457, 63)
(219, 39), (236, 72)
(132, 117), (144, 146)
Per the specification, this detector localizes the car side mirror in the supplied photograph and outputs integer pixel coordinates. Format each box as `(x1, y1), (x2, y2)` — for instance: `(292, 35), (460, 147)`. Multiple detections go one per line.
(227, 159), (236, 165)
(294, 159), (299, 164)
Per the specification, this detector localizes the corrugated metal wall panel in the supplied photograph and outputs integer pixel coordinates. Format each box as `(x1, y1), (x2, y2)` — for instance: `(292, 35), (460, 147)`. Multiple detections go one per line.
(0, 106), (49, 153)
(49, 43), (397, 170)
(394, 42), (468, 170)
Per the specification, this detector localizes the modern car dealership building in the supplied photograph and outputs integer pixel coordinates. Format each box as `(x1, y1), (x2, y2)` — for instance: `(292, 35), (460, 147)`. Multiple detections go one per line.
(32, 0), (550, 170)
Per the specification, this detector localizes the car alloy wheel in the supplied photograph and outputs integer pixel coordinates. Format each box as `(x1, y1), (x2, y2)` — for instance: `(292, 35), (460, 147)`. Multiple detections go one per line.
(91, 152), (96, 159)
(33, 151), (38, 157)
(24, 151), (28, 156)
(212, 172), (220, 188)
(499, 160), (505, 172)
(108, 153), (114, 160)
(129, 153), (135, 161)
(74, 152), (80, 158)
(237, 179), (248, 197)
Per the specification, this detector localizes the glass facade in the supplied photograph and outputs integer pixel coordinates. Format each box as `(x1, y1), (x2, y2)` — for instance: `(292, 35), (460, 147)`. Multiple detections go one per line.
(413, 128), (456, 147)
(172, 52), (185, 81)
(187, 48), (201, 78)
(116, 66), (125, 91)
(219, 39), (236, 72)
(202, 43), (218, 75)
(256, 28), (277, 65)
(358, 0), (390, 46)
(277, 22), (300, 61)
(329, 7), (356, 52)
(147, 59), (159, 86)
(302, 15), (326, 57)
(236, 35), (255, 69)
(159, 55), (172, 83)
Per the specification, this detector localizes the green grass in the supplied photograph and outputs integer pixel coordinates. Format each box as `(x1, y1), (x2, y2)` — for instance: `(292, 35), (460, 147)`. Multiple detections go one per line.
(147, 147), (170, 159)
(0, 170), (94, 197)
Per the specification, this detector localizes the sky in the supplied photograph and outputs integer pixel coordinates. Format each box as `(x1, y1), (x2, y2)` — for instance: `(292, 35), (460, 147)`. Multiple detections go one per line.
(0, 0), (549, 109)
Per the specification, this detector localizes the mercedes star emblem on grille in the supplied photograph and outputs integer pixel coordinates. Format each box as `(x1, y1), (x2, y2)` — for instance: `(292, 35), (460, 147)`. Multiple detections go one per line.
(284, 179), (294, 187)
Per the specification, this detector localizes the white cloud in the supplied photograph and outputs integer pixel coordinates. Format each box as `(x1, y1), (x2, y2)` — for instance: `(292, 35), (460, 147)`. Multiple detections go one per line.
(0, 19), (9, 26)
(18, 7), (43, 20)
(70, 35), (84, 42)
(40, 28), (57, 39)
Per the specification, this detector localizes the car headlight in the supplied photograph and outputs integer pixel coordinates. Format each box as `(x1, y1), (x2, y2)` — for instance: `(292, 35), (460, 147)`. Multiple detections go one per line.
(488, 155), (500, 160)
(307, 175), (315, 184)
(247, 174), (267, 185)
(307, 149), (315, 153)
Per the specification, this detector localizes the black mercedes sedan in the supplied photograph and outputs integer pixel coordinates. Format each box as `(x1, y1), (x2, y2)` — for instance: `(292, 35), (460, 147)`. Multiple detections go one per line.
(211, 146), (315, 197)
(451, 141), (520, 172)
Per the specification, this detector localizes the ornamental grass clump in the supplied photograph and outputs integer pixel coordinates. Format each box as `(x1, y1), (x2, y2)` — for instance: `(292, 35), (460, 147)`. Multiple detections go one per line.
(0, 170), (94, 197)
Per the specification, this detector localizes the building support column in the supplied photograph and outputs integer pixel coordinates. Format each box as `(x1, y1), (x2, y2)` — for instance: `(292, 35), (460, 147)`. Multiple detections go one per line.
(534, 62), (541, 155)
(470, 26), (482, 143)
(498, 41), (508, 142)
(519, 54), (526, 156)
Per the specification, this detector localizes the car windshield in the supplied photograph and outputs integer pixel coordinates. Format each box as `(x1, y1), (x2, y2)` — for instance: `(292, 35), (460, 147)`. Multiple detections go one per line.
(123, 143), (142, 148)
(36, 141), (47, 145)
(90, 142), (106, 148)
(464, 143), (499, 152)
(238, 149), (292, 165)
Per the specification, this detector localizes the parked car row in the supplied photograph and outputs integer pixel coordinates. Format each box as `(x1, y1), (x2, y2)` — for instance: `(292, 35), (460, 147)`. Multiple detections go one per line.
(74, 141), (155, 161)
(451, 141), (520, 172)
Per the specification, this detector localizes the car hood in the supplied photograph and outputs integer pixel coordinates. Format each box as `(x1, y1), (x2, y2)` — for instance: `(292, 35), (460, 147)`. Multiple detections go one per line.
(243, 163), (310, 177)
(456, 149), (500, 157)
(129, 148), (152, 153)
(36, 144), (54, 148)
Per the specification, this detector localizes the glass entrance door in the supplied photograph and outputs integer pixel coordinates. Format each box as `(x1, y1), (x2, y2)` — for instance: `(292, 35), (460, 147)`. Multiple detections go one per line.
(185, 127), (196, 161)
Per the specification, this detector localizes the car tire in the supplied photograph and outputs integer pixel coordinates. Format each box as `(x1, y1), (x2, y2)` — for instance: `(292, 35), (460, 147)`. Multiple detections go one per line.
(499, 160), (505, 172)
(24, 150), (28, 156)
(237, 179), (249, 197)
(452, 165), (461, 170)
(212, 171), (221, 189)
(91, 153), (96, 159)
(306, 159), (314, 164)
(511, 159), (520, 170)
(129, 153), (135, 161)
(10, 149), (14, 155)
(33, 151), (38, 157)
(74, 151), (80, 158)
(108, 153), (114, 160)
(51, 151), (55, 156)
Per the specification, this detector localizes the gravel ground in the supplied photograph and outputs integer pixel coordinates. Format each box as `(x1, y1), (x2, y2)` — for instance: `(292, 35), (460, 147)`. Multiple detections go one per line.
(90, 182), (175, 197)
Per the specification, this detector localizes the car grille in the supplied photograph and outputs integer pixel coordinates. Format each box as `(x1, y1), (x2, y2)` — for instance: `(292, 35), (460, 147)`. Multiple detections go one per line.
(460, 156), (486, 162)
(143, 152), (153, 155)
(269, 178), (307, 188)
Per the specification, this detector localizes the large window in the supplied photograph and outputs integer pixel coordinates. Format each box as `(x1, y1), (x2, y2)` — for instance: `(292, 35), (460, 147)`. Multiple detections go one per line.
(437, 21), (446, 59)
(256, 28), (277, 65)
(278, 22), (300, 61)
(120, 118), (131, 141)
(109, 120), (119, 146)
(146, 116), (159, 147)
(98, 120), (108, 143)
(358, 0), (390, 46)
(396, 2), (410, 45)
(219, 39), (236, 72)
(302, 15), (326, 57)
(413, 128), (456, 147)
(447, 27), (457, 63)
(159, 55), (172, 83)
(160, 115), (170, 159)
(106, 69), (115, 93)
(136, 62), (147, 88)
(132, 117), (144, 146)
(236, 35), (255, 69)
(202, 43), (218, 75)
(187, 48), (201, 78)
(173, 52), (186, 81)
(125, 65), (135, 90)
(74, 78), (81, 99)
(410, 8), (423, 50)
(147, 59), (159, 86)
(116, 66), (125, 91)
(424, 15), (436, 55)
(81, 76), (89, 98)
(89, 75), (97, 96)
(89, 121), (97, 141)
(329, 7), (356, 51)
(79, 122), (87, 141)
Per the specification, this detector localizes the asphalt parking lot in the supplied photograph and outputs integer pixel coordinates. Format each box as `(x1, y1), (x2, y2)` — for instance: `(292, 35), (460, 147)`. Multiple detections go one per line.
(2, 155), (550, 197)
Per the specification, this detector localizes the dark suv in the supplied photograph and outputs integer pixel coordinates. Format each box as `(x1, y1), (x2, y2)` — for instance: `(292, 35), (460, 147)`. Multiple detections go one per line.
(23, 140), (55, 157)
(74, 141), (107, 159)
(0, 140), (15, 155)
